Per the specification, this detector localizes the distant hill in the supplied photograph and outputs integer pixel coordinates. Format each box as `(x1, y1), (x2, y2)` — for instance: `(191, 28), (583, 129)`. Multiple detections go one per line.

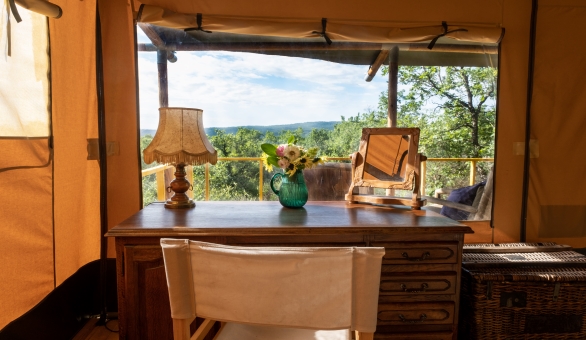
(140, 121), (339, 137)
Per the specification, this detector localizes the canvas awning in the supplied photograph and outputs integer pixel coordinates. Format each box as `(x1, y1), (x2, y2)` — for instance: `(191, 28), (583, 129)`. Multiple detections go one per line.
(137, 4), (503, 43)
(135, 2), (502, 67)
(138, 23), (499, 67)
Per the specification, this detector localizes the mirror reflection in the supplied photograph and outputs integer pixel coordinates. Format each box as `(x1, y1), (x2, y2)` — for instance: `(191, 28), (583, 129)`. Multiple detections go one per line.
(363, 135), (410, 182)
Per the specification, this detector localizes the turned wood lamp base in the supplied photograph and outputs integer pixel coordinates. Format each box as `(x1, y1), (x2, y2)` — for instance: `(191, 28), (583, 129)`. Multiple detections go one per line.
(165, 163), (195, 209)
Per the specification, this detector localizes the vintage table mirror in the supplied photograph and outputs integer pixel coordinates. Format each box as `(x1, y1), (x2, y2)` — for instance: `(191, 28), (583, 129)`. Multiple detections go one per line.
(345, 127), (426, 209)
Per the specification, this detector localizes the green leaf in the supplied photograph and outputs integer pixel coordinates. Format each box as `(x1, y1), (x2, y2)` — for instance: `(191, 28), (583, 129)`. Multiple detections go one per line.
(261, 143), (277, 156)
(267, 156), (280, 167)
(287, 135), (295, 144)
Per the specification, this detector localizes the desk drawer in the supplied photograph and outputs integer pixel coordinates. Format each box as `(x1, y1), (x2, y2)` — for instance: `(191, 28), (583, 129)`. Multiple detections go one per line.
(379, 273), (456, 295)
(372, 243), (458, 264)
(378, 302), (454, 326)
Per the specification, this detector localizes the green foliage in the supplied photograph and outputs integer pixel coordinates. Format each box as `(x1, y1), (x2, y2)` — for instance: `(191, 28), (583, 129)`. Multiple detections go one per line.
(142, 173), (158, 206)
(261, 143), (277, 156)
(141, 134), (160, 206)
(390, 66), (497, 193)
(140, 134), (155, 170)
(140, 66), (496, 204)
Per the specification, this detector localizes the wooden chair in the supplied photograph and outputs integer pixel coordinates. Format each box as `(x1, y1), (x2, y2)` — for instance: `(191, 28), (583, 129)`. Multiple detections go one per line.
(424, 166), (494, 220)
(160, 239), (385, 340)
(303, 163), (352, 201)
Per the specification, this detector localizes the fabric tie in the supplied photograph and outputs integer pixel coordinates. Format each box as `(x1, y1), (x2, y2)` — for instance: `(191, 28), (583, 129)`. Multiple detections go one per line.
(185, 13), (211, 33)
(8, 0), (21, 23)
(312, 18), (332, 45)
(427, 21), (468, 50)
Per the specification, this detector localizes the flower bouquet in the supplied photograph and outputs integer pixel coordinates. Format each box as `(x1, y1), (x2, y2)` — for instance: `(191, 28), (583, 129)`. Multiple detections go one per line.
(261, 136), (325, 176)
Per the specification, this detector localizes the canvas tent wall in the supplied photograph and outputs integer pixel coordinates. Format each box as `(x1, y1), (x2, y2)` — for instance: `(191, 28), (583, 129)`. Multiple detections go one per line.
(2, 0), (586, 335)
(0, 0), (139, 332)
(524, 0), (586, 246)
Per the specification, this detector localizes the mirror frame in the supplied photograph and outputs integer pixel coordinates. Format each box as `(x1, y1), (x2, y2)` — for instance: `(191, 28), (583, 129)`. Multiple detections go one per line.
(345, 127), (425, 209)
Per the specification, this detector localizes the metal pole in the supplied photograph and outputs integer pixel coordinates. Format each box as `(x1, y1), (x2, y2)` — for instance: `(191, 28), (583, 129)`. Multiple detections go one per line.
(157, 50), (169, 107)
(95, 8), (109, 325)
(520, 0), (539, 242)
(388, 46), (399, 128)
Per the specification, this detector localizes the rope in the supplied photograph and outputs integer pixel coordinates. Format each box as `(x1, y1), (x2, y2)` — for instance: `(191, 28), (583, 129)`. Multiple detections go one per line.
(185, 13), (212, 33)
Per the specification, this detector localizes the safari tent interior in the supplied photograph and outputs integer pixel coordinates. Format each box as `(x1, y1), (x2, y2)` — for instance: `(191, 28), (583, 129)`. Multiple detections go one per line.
(2, 0), (586, 339)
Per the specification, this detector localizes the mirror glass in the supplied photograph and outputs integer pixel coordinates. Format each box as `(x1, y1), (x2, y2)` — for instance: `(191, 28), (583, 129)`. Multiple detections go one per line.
(363, 134), (411, 182)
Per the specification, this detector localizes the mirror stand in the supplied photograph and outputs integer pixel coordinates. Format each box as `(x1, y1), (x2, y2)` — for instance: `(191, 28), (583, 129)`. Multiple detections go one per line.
(344, 128), (426, 210)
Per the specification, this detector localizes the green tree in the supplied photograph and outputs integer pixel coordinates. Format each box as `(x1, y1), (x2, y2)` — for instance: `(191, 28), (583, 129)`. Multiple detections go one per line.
(140, 134), (156, 169)
(139, 66), (496, 204)
(326, 110), (387, 158)
(391, 66), (496, 158)
(382, 66), (497, 193)
(140, 134), (159, 205)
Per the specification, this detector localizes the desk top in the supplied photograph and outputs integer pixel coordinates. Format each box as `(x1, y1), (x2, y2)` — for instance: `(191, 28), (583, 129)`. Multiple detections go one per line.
(107, 201), (472, 237)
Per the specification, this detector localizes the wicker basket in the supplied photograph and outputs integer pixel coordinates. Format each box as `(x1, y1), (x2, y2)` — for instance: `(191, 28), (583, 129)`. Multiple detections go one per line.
(463, 242), (571, 253)
(459, 247), (586, 339)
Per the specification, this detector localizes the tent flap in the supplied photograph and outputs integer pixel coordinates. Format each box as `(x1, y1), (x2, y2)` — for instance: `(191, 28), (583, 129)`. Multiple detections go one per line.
(0, 9), (53, 330)
(525, 0), (586, 247)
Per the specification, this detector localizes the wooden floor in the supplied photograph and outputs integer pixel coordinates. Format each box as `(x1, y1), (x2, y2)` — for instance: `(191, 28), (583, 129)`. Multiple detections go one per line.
(73, 318), (119, 340)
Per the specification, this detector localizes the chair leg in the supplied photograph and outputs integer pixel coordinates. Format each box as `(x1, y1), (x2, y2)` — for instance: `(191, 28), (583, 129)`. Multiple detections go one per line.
(172, 319), (192, 340)
(355, 331), (374, 340)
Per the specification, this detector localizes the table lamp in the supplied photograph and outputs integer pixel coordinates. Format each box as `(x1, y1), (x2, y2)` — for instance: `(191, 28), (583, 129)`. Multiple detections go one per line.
(143, 107), (217, 208)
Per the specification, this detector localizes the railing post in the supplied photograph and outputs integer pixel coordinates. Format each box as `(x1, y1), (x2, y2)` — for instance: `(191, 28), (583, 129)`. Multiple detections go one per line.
(205, 163), (210, 201)
(156, 169), (166, 202)
(259, 160), (264, 201)
(420, 160), (427, 196)
(186, 165), (193, 198)
(469, 160), (477, 186)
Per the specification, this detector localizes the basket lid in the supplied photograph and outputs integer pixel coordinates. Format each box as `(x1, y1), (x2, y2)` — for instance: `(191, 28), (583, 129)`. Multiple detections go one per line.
(463, 251), (586, 266)
(463, 242), (572, 253)
(464, 266), (586, 282)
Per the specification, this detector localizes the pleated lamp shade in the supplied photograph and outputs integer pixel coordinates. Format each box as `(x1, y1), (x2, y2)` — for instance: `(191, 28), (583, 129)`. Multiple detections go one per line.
(144, 107), (217, 166)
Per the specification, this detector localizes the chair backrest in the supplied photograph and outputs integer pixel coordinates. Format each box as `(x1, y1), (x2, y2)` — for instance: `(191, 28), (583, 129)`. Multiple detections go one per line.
(160, 239), (385, 332)
(471, 165), (494, 220)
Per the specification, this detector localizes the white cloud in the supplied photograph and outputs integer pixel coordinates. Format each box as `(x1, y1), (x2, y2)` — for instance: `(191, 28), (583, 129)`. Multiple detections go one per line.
(138, 51), (388, 129)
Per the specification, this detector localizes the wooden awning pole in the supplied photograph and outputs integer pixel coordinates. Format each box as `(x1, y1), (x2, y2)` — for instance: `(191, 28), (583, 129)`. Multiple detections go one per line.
(387, 46), (399, 197)
(157, 49), (169, 107)
(388, 46), (399, 127)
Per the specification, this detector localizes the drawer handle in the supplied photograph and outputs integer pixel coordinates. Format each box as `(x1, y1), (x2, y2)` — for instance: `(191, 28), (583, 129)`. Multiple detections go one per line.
(400, 283), (428, 293)
(401, 251), (430, 261)
(398, 313), (427, 323)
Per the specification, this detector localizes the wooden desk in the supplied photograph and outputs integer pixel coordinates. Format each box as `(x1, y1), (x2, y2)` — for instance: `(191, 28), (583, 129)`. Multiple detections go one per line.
(106, 201), (472, 340)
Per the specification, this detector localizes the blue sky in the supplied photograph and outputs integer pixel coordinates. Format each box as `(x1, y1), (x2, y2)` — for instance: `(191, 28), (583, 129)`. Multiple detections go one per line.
(137, 30), (389, 129)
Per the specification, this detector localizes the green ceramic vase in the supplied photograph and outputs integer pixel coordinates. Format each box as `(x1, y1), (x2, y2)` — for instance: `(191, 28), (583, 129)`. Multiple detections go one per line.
(270, 171), (308, 208)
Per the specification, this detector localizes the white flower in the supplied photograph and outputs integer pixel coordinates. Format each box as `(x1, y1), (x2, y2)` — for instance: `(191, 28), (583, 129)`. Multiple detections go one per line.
(278, 158), (290, 169)
(283, 145), (300, 160)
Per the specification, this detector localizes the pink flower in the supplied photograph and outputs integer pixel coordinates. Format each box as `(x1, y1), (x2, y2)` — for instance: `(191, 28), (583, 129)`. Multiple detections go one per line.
(278, 158), (290, 169)
(276, 144), (286, 157)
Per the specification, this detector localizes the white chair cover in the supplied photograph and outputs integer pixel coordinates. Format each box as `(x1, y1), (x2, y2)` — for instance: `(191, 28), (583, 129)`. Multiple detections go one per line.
(160, 239), (385, 333)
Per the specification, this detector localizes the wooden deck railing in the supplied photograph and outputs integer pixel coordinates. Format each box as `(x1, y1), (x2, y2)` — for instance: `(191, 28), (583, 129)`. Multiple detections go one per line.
(141, 157), (494, 202)
(420, 158), (494, 197)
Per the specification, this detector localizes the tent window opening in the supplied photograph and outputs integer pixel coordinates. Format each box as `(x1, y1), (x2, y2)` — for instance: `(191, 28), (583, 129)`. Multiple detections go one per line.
(0, 10), (52, 171)
(135, 23), (498, 211)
